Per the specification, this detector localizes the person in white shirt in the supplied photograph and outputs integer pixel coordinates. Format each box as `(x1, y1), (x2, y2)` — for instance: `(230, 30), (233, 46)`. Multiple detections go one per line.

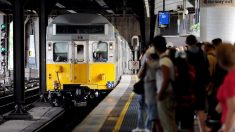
(132, 48), (147, 132)
(153, 35), (177, 132)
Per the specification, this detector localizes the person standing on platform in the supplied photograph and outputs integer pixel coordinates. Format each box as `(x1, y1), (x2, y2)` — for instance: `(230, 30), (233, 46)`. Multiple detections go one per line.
(143, 43), (162, 132)
(154, 35), (177, 132)
(132, 48), (147, 132)
(185, 35), (210, 132)
(216, 43), (235, 132)
(206, 38), (227, 131)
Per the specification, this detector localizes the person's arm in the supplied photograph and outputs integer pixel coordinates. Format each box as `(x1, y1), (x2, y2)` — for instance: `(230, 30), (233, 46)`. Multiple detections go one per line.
(158, 65), (170, 101)
(215, 103), (222, 113)
(224, 97), (235, 132)
(137, 62), (146, 79)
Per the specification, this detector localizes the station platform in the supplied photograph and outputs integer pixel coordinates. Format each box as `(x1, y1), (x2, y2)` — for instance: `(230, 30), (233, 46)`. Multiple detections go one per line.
(72, 75), (138, 132)
(0, 74), (202, 132)
(72, 74), (201, 132)
(0, 103), (64, 132)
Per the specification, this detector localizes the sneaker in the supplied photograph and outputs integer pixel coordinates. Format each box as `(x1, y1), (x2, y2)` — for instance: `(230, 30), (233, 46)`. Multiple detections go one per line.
(132, 128), (140, 132)
(132, 127), (145, 132)
(144, 128), (151, 132)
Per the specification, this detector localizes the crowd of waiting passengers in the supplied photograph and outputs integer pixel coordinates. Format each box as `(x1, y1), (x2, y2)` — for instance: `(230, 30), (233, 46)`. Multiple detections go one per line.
(132, 35), (235, 132)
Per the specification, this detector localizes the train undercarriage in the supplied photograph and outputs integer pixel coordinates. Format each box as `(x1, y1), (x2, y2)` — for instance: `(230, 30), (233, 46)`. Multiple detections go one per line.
(48, 84), (110, 108)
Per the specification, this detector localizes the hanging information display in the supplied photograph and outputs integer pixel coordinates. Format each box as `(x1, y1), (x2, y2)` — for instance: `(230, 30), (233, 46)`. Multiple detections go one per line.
(158, 11), (170, 28)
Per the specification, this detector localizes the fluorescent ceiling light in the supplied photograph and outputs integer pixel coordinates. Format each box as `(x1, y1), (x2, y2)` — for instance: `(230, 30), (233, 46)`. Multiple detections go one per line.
(96, 0), (108, 8)
(67, 10), (77, 13)
(96, 0), (114, 14)
(0, 11), (6, 15)
(106, 10), (114, 13)
(56, 2), (66, 8)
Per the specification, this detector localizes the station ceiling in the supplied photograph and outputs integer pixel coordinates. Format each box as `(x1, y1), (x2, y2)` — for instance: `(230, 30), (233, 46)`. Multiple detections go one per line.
(0, 0), (195, 43)
(0, 0), (145, 18)
(0, 0), (195, 19)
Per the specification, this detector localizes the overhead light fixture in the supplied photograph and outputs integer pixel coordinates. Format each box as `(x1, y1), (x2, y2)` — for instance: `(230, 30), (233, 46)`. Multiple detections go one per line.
(96, 0), (114, 13)
(67, 10), (77, 13)
(106, 10), (114, 14)
(144, 0), (150, 18)
(0, 11), (6, 15)
(96, 0), (108, 8)
(56, 2), (66, 8)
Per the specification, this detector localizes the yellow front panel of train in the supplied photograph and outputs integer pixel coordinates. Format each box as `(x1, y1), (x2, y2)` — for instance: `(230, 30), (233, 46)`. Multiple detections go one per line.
(73, 64), (89, 83)
(46, 63), (115, 91)
(47, 64), (72, 91)
(86, 63), (115, 89)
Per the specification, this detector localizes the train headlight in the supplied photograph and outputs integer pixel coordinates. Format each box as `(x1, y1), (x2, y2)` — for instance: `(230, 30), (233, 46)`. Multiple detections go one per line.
(109, 42), (113, 50)
(48, 42), (52, 51)
(107, 81), (114, 88)
(95, 91), (99, 97)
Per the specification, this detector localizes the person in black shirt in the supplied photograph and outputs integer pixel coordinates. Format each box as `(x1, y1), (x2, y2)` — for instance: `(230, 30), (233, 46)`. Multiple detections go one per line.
(206, 38), (227, 131)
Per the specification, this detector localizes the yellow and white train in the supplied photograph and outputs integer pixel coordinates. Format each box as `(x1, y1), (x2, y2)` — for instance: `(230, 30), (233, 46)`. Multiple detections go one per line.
(46, 13), (133, 106)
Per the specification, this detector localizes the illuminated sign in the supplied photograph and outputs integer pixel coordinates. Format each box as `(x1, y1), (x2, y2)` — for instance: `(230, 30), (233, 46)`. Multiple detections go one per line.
(202, 0), (235, 7)
(158, 11), (170, 28)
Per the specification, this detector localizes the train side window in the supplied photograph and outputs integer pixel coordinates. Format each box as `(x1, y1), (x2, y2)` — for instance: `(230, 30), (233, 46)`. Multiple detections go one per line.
(77, 45), (84, 62)
(92, 42), (108, 62)
(53, 42), (68, 62)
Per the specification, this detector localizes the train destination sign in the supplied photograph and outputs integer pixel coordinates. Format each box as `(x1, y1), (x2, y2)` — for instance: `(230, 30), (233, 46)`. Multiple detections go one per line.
(201, 0), (235, 7)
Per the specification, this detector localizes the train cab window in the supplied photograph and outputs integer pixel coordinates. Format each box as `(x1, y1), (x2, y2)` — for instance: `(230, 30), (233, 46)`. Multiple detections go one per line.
(93, 42), (108, 62)
(53, 42), (68, 62)
(77, 45), (84, 62)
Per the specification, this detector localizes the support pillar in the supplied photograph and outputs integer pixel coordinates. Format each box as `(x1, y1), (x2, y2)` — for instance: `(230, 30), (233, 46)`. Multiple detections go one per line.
(139, 17), (146, 49)
(200, 1), (235, 43)
(5, 0), (32, 120)
(144, 14), (150, 44)
(150, 0), (156, 40)
(163, 0), (165, 11)
(39, 0), (47, 101)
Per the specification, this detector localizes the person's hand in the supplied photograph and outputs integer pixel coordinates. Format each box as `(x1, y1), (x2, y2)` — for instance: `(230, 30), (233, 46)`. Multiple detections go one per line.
(206, 82), (214, 95)
(215, 103), (222, 113)
(158, 93), (165, 101)
(218, 128), (223, 132)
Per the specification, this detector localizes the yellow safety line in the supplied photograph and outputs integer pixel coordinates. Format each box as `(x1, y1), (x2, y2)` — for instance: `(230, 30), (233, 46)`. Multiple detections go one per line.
(113, 92), (135, 132)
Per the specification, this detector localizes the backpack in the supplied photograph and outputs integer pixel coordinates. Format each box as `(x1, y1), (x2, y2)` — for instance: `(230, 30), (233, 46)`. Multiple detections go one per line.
(173, 58), (196, 107)
(162, 52), (196, 104)
(186, 48), (210, 87)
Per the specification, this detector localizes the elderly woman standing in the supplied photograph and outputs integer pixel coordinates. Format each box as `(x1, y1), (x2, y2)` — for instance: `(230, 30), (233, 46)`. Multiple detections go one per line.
(216, 43), (235, 132)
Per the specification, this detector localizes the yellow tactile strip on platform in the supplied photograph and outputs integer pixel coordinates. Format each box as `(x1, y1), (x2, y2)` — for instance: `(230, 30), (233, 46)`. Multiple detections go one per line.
(100, 75), (137, 132)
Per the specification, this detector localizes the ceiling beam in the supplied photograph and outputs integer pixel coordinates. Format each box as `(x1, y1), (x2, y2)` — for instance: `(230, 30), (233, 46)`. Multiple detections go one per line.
(0, 0), (12, 5)
(150, 0), (156, 40)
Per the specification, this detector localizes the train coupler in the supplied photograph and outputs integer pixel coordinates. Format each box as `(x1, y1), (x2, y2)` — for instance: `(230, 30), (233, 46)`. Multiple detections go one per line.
(63, 84), (91, 107)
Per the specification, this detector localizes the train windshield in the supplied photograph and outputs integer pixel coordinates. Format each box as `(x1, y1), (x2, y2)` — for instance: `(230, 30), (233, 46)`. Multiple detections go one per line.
(53, 42), (68, 62)
(93, 42), (108, 62)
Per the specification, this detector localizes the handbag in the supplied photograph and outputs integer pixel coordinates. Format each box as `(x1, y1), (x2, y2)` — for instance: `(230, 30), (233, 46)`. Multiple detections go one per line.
(133, 79), (144, 95)
(177, 95), (196, 108)
(133, 59), (146, 95)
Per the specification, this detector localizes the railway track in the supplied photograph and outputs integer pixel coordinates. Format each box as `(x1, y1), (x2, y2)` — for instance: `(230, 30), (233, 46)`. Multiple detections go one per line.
(0, 79), (40, 115)
(0, 77), (111, 131)
(38, 93), (109, 132)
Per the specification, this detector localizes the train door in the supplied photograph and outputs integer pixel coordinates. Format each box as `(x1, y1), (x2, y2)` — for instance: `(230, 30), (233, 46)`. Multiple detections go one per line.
(73, 41), (88, 84)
